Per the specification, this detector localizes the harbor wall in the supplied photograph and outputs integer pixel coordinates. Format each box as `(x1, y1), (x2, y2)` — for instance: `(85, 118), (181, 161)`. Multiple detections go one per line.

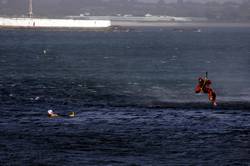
(0, 17), (111, 28)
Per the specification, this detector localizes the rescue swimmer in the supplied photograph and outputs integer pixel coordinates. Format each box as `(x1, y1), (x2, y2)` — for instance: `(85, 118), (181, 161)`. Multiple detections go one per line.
(195, 72), (217, 106)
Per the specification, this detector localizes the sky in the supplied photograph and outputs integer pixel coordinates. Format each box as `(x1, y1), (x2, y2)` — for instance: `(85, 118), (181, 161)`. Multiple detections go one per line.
(143, 0), (238, 1)
(0, 0), (243, 5)
(1, 0), (248, 20)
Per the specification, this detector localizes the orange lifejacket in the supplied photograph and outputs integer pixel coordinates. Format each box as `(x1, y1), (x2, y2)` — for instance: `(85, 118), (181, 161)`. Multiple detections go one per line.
(195, 77), (212, 93)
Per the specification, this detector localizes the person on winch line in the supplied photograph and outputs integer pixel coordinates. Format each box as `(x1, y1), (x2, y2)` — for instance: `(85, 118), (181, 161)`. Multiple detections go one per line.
(195, 72), (217, 106)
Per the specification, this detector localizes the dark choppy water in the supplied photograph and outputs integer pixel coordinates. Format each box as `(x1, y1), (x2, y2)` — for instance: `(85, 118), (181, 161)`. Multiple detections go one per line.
(0, 27), (250, 165)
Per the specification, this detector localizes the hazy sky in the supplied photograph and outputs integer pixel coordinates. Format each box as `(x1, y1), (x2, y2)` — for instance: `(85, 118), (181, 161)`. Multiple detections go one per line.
(0, 0), (243, 4)
(139, 0), (241, 2)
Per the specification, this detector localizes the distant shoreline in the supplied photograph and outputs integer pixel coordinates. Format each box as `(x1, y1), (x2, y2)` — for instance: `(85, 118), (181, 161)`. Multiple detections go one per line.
(1, 21), (249, 32)
(112, 21), (250, 28)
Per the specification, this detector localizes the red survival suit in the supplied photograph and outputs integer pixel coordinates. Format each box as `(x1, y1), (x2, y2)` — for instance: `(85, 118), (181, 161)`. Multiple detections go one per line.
(195, 77), (217, 106)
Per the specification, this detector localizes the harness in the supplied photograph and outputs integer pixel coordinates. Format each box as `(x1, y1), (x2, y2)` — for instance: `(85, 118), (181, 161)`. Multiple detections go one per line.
(200, 72), (208, 92)
(201, 78), (207, 92)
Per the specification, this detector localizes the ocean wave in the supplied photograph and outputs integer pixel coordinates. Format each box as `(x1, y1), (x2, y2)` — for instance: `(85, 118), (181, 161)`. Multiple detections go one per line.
(145, 101), (250, 110)
(1, 94), (250, 111)
(1, 77), (250, 111)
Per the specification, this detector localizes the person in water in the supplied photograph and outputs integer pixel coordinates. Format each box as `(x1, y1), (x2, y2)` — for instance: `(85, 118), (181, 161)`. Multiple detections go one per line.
(48, 110), (59, 117)
(48, 109), (75, 118)
(195, 74), (217, 106)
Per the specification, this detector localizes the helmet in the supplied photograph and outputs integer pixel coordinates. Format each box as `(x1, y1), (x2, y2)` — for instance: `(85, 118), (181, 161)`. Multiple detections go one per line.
(198, 77), (203, 82)
(48, 110), (53, 114)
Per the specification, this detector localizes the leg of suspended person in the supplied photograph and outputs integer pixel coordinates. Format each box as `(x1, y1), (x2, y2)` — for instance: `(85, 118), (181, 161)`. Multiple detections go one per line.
(208, 89), (217, 106)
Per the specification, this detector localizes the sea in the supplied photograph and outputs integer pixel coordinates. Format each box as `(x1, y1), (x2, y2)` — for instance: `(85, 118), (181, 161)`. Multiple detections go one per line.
(0, 27), (249, 166)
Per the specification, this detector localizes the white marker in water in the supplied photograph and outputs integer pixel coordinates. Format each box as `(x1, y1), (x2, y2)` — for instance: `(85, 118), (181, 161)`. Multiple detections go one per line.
(43, 49), (47, 55)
